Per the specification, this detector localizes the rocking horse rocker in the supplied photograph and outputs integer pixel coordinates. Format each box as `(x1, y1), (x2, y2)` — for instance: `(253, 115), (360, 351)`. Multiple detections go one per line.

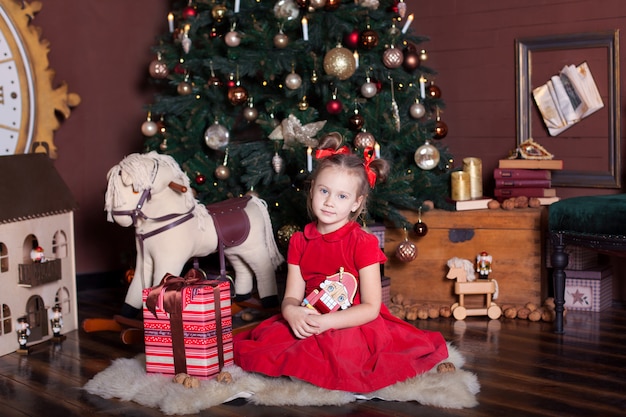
(83, 152), (284, 340)
(446, 256), (501, 320)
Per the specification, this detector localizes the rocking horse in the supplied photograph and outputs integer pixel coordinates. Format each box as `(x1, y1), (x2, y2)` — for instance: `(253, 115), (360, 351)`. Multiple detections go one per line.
(83, 152), (284, 340)
(446, 257), (501, 320)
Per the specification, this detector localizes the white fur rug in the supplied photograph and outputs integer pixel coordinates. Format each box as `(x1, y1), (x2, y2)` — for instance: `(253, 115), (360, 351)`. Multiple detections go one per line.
(84, 344), (479, 415)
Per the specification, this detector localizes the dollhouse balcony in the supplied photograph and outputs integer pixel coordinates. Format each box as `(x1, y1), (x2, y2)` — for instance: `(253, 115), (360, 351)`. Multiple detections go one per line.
(18, 259), (62, 287)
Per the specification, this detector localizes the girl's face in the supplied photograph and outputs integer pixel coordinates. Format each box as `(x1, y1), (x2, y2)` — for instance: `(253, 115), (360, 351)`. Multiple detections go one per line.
(311, 166), (363, 234)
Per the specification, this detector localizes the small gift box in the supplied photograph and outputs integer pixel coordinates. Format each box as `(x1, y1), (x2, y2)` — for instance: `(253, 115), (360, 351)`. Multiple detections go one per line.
(142, 270), (233, 379)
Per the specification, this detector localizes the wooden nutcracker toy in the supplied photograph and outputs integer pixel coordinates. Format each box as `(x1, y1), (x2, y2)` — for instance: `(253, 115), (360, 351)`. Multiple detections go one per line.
(16, 316), (31, 355)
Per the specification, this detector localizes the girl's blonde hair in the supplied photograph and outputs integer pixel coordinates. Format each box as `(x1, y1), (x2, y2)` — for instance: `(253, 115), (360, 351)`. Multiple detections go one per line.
(307, 133), (389, 222)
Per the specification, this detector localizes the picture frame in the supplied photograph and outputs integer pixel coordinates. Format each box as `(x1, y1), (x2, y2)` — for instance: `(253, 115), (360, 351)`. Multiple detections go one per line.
(515, 30), (620, 188)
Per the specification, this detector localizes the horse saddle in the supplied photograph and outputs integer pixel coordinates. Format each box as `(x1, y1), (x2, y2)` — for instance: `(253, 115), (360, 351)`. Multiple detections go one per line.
(205, 196), (252, 248)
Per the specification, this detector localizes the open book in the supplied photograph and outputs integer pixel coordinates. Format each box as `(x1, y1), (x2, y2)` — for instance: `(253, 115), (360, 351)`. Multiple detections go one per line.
(532, 62), (603, 136)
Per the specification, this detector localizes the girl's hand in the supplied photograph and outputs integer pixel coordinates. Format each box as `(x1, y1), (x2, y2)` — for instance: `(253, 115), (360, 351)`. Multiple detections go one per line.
(282, 304), (321, 339)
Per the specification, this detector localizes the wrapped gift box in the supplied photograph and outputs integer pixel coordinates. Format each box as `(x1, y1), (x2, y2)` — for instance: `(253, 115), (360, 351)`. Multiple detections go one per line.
(564, 265), (612, 312)
(142, 274), (233, 379)
(381, 276), (391, 307)
(546, 239), (598, 270)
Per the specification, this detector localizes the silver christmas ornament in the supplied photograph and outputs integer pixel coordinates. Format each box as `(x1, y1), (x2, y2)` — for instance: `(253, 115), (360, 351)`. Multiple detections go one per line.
(410, 101), (426, 119)
(414, 142), (440, 170)
(204, 121), (230, 150)
(272, 153), (284, 173)
(361, 80), (378, 98)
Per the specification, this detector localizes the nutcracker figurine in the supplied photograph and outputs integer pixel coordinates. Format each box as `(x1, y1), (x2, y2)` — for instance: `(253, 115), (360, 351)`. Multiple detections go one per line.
(16, 316), (31, 354)
(50, 304), (64, 339)
(476, 251), (492, 279)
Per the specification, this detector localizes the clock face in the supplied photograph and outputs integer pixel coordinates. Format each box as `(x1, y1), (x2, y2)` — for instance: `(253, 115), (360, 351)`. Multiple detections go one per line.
(0, 6), (35, 155)
(0, 0), (79, 159)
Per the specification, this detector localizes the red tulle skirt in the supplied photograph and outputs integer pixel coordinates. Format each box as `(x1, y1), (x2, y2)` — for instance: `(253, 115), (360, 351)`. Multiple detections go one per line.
(234, 305), (449, 393)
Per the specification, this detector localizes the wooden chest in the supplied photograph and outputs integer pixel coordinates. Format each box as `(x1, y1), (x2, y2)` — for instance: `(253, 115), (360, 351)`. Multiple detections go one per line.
(384, 208), (548, 306)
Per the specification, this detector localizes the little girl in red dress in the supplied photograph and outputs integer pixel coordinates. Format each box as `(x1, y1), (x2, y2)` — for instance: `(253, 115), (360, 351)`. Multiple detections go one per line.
(234, 135), (449, 393)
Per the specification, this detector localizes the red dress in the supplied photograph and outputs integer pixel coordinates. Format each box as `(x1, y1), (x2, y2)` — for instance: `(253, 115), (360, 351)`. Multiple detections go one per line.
(234, 221), (449, 393)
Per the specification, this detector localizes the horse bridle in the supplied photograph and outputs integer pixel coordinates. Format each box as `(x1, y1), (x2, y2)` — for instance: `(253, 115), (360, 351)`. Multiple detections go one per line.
(111, 160), (195, 288)
(111, 159), (195, 236)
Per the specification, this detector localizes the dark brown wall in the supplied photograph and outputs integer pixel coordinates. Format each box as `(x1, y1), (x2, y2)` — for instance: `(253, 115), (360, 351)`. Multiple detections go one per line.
(32, 1), (625, 276)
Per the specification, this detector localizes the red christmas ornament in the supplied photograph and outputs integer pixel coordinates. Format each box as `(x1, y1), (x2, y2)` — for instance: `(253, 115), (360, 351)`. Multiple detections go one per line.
(349, 113), (365, 131)
(428, 83), (442, 99)
(227, 78), (237, 88)
(207, 76), (223, 88)
(182, 6), (197, 19)
(326, 98), (343, 115)
(228, 86), (249, 105)
(360, 29), (379, 49)
(343, 29), (360, 49)
(174, 63), (186, 75)
(433, 119), (448, 139)
(195, 173), (206, 185)
(324, 0), (341, 11)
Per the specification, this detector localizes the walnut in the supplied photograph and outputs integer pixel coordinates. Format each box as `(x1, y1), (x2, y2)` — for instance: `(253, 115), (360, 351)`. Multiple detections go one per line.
(541, 309), (555, 322)
(439, 305), (452, 318)
(501, 198), (515, 210)
(417, 307), (429, 320)
(216, 371), (233, 384)
(543, 297), (555, 310)
(528, 197), (541, 208)
(391, 293), (404, 305)
(437, 362), (456, 373)
(528, 308), (542, 322)
(504, 307), (517, 319)
(524, 302), (536, 311)
(428, 306), (440, 319)
(183, 375), (200, 388)
(487, 199), (501, 209)
(517, 307), (531, 319)
(405, 305), (419, 321)
(389, 304), (406, 320)
(173, 373), (189, 384)
(515, 196), (529, 208)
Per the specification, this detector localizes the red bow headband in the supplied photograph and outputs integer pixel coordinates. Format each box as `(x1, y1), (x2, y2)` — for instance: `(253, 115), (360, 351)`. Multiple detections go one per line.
(315, 145), (377, 188)
(363, 147), (377, 188)
(314, 146), (350, 159)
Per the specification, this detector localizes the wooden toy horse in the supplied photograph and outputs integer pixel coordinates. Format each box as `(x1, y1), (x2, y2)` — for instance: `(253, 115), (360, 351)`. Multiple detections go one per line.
(446, 257), (501, 320)
(104, 151), (284, 313)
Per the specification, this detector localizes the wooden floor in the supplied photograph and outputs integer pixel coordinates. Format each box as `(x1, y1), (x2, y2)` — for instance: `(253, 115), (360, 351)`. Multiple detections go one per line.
(0, 285), (625, 417)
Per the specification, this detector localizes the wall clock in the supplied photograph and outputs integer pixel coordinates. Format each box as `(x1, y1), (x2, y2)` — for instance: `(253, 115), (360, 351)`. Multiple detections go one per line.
(0, 0), (79, 158)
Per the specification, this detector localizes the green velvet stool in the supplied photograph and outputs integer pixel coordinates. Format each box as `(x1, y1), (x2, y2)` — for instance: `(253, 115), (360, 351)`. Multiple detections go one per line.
(549, 194), (626, 333)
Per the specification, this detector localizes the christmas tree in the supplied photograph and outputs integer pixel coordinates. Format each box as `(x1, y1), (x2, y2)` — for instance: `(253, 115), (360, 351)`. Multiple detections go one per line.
(141, 0), (454, 244)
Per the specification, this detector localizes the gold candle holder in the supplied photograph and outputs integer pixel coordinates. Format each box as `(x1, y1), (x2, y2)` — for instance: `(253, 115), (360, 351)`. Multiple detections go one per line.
(451, 171), (470, 201)
(463, 157), (483, 199)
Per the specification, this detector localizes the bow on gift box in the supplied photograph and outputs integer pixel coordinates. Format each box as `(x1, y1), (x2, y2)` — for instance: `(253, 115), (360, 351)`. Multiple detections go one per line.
(145, 270), (227, 375)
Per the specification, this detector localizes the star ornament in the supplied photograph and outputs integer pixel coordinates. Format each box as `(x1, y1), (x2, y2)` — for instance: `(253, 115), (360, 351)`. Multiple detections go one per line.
(269, 114), (327, 149)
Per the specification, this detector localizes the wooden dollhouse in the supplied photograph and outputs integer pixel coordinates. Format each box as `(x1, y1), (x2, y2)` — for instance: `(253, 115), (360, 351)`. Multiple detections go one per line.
(0, 153), (78, 356)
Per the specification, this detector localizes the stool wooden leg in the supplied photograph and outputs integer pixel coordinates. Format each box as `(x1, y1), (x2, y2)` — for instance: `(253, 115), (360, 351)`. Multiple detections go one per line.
(551, 233), (569, 334)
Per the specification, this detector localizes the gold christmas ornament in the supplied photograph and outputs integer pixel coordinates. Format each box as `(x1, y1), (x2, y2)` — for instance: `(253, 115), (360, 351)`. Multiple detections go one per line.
(176, 81), (193, 95)
(274, 31), (289, 48)
(214, 164), (230, 180)
(277, 224), (301, 248)
(211, 5), (228, 22)
(323, 45), (357, 80)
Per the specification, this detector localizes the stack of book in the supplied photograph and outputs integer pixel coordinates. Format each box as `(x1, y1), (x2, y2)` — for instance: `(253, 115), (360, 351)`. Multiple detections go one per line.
(494, 159), (563, 204)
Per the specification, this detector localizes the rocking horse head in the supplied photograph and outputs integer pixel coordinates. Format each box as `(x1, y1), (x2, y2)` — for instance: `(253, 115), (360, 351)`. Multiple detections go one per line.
(104, 151), (199, 227)
(446, 257), (476, 283)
